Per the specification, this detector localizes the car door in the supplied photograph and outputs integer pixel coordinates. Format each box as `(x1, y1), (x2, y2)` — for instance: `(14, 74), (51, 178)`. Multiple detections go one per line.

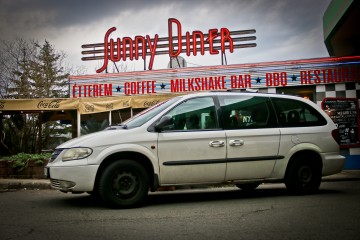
(218, 95), (281, 180)
(157, 96), (227, 185)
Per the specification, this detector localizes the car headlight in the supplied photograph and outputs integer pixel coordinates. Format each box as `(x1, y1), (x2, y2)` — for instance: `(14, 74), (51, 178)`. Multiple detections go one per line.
(62, 147), (93, 161)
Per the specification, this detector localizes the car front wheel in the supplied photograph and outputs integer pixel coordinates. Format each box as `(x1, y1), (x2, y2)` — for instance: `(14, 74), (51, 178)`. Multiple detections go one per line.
(98, 160), (149, 208)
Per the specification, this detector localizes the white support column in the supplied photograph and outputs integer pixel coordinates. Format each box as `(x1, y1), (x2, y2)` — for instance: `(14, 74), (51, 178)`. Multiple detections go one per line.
(109, 111), (112, 126)
(77, 110), (81, 137)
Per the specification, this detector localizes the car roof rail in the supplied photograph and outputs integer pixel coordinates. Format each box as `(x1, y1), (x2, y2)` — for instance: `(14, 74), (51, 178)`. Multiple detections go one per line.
(224, 89), (259, 93)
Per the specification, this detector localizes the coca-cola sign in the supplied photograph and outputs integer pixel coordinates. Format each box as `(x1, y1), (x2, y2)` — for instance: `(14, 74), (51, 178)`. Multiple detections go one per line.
(106, 103), (114, 110)
(84, 104), (95, 113)
(123, 101), (130, 107)
(143, 100), (160, 108)
(37, 100), (62, 109)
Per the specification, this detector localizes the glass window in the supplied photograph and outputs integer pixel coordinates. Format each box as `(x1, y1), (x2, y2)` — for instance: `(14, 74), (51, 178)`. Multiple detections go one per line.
(123, 97), (180, 128)
(271, 97), (327, 127)
(164, 97), (218, 131)
(218, 95), (274, 129)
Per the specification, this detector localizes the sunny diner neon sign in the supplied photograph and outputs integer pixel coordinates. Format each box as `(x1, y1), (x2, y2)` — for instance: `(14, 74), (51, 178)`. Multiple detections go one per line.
(81, 18), (256, 73)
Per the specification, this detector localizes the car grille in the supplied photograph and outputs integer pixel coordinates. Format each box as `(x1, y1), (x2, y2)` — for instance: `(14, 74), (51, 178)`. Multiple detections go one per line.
(50, 179), (61, 189)
(50, 149), (64, 162)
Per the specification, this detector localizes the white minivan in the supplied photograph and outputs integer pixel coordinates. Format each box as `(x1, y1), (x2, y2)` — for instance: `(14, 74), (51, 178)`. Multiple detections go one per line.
(46, 92), (345, 208)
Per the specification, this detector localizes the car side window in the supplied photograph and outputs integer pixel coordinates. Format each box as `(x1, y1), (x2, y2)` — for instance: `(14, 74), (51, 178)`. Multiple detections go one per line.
(271, 97), (327, 127)
(218, 95), (275, 129)
(165, 97), (219, 131)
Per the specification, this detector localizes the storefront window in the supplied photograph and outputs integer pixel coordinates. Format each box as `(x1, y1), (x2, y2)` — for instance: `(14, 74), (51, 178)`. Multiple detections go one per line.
(276, 86), (316, 101)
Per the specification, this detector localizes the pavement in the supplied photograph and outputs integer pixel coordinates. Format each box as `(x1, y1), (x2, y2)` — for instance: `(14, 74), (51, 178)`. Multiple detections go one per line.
(0, 170), (360, 191)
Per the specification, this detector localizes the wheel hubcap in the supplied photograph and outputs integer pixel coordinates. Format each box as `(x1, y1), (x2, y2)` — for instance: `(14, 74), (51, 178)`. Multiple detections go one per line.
(299, 166), (312, 183)
(112, 171), (138, 197)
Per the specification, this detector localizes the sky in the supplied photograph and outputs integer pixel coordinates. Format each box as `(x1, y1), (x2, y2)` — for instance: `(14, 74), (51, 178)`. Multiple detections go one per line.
(0, 0), (332, 75)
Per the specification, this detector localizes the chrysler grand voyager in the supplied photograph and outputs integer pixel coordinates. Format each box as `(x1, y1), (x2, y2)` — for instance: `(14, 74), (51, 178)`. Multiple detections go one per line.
(46, 92), (345, 208)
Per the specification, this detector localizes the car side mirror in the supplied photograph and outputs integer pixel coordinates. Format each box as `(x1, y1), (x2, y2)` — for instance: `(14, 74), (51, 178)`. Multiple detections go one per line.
(154, 115), (173, 132)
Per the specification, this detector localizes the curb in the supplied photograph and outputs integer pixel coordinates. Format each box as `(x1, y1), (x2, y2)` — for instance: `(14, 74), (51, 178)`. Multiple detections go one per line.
(0, 179), (51, 191)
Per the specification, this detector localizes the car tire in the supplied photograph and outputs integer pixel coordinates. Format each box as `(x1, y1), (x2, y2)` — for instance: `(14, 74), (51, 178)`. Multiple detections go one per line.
(235, 183), (260, 191)
(98, 160), (149, 208)
(285, 157), (321, 194)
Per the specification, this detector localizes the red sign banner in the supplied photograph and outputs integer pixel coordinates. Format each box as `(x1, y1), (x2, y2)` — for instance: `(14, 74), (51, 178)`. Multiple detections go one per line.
(70, 56), (360, 98)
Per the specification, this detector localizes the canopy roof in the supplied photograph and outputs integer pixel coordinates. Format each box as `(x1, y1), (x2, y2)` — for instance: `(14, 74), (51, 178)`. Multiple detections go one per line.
(0, 94), (179, 115)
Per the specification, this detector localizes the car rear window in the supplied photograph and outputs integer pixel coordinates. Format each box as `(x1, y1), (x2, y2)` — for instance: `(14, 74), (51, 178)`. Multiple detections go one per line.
(271, 97), (327, 127)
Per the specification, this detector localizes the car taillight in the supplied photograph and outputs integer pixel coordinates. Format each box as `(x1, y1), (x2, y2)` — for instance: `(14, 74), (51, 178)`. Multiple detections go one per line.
(331, 129), (341, 145)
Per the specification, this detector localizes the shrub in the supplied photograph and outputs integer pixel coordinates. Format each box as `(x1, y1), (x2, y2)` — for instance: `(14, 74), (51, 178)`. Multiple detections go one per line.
(0, 152), (51, 172)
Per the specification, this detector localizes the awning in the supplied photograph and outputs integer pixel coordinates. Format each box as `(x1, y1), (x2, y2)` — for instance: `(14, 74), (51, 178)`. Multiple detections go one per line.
(0, 94), (181, 115)
(0, 98), (79, 112)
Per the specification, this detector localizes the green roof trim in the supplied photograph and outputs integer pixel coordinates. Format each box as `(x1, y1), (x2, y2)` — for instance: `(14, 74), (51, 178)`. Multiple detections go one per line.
(323, 0), (353, 39)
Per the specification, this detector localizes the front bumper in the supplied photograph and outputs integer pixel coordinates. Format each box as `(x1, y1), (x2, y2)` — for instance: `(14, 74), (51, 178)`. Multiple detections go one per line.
(46, 165), (99, 192)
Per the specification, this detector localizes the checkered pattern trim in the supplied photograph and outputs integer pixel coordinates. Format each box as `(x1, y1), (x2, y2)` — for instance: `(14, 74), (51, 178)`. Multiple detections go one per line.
(251, 83), (360, 108)
(315, 82), (360, 107)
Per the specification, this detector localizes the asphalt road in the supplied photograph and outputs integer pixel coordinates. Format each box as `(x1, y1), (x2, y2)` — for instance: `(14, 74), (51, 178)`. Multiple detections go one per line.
(0, 181), (359, 240)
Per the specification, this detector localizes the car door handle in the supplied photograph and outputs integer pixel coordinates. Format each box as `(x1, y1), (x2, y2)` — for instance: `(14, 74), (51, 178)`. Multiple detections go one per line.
(229, 139), (244, 146)
(209, 140), (225, 147)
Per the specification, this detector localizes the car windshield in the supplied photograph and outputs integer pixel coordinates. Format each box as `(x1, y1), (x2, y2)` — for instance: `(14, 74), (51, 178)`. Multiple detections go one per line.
(121, 97), (180, 128)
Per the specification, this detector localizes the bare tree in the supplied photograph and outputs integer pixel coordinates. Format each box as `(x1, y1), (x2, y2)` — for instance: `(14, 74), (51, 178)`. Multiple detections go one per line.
(0, 38), (37, 99)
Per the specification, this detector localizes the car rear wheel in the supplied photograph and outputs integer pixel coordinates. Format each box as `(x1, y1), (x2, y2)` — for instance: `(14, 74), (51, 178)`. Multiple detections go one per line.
(98, 160), (149, 208)
(285, 158), (321, 194)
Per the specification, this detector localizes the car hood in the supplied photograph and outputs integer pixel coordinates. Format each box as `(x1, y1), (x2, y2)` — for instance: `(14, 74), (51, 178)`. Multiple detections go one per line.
(57, 128), (139, 148)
